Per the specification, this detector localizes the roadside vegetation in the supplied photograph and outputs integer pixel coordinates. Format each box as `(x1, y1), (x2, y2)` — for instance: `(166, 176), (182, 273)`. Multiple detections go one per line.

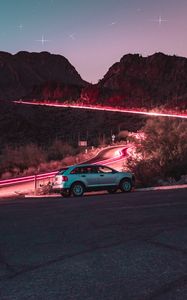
(1, 102), (186, 187)
(126, 118), (187, 187)
(0, 141), (101, 179)
(0, 101), (144, 179)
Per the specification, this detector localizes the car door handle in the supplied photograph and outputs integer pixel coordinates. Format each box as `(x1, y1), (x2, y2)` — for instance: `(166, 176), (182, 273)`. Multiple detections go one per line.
(100, 174), (104, 176)
(81, 175), (86, 177)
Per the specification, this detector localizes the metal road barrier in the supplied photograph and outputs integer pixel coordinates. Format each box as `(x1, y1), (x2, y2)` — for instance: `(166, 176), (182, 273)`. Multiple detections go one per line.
(0, 171), (58, 188)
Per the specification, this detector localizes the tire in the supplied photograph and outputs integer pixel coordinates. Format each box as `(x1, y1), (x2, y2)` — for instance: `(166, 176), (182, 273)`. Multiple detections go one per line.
(107, 188), (117, 194)
(120, 178), (132, 193)
(71, 182), (85, 197)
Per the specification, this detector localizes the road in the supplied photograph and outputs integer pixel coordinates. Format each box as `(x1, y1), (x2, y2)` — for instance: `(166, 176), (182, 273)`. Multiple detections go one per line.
(0, 189), (187, 299)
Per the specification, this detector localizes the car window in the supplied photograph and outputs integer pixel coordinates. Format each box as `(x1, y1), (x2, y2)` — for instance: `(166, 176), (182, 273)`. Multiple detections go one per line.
(70, 166), (98, 174)
(70, 167), (82, 174)
(98, 166), (115, 173)
(79, 167), (96, 174)
(89, 166), (98, 174)
(81, 167), (88, 174)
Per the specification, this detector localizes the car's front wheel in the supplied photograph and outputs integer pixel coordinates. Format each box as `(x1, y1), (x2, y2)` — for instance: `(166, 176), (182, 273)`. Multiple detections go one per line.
(71, 182), (85, 197)
(120, 178), (132, 192)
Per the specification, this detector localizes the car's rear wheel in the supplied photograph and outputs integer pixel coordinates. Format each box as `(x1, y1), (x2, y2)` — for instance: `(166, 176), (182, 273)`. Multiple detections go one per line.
(71, 182), (85, 197)
(120, 178), (132, 192)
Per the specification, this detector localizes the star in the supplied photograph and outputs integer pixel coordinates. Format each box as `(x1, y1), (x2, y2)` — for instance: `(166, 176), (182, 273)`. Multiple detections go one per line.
(68, 33), (75, 40)
(157, 16), (167, 25)
(36, 35), (50, 45)
(152, 16), (168, 25)
(109, 21), (117, 26)
(18, 24), (23, 31)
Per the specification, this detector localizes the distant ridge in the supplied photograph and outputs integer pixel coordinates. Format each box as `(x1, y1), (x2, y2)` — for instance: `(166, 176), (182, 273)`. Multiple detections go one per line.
(0, 51), (87, 101)
(0, 51), (187, 110)
(81, 52), (187, 110)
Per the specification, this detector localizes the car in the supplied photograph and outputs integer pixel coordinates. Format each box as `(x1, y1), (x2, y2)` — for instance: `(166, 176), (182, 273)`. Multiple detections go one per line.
(52, 164), (135, 197)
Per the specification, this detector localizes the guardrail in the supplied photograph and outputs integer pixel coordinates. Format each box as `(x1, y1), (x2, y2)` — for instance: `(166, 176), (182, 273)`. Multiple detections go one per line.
(0, 171), (57, 187)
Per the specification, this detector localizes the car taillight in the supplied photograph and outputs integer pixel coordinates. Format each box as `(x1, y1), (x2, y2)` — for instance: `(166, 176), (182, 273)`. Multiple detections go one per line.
(62, 176), (68, 181)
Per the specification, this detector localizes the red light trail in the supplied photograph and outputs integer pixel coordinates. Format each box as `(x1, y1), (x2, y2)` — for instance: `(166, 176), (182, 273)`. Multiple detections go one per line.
(14, 101), (187, 119)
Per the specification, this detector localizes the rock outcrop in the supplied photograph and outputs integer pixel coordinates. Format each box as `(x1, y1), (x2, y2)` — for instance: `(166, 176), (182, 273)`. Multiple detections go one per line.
(0, 51), (87, 101)
(81, 53), (187, 109)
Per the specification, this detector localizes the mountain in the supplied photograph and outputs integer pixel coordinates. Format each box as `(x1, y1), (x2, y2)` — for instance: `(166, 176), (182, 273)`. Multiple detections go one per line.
(0, 51), (87, 101)
(0, 51), (187, 110)
(81, 53), (187, 110)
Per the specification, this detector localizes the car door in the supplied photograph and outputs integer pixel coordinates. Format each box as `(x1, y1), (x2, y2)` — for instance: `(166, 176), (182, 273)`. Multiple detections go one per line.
(79, 166), (99, 187)
(97, 166), (118, 186)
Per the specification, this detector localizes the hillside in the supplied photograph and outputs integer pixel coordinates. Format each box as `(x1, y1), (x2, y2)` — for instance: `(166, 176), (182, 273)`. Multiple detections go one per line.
(0, 51), (87, 101)
(81, 53), (187, 110)
(0, 101), (145, 150)
(0, 51), (187, 109)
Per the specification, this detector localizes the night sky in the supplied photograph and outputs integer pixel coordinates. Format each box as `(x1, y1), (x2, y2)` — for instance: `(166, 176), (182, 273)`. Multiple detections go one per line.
(0, 0), (186, 82)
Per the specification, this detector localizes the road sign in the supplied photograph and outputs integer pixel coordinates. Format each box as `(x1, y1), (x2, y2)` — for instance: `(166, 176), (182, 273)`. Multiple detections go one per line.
(79, 140), (87, 147)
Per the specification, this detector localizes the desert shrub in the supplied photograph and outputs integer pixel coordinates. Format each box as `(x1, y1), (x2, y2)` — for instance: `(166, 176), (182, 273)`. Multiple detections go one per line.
(1, 171), (13, 180)
(0, 140), (88, 179)
(22, 167), (38, 176)
(47, 140), (76, 161)
(127, 118), (187, 186)
(118, 130), (129, 141)
(37, 182), (53, 195)
(0, 144), (46, 175)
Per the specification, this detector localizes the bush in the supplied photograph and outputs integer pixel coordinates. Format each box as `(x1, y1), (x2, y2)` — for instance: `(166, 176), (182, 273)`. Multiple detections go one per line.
(47, 140), (76, 161)
(0, 140), (89, 179)
(127, 118), (187, 186)
(0, 144), (46, 174)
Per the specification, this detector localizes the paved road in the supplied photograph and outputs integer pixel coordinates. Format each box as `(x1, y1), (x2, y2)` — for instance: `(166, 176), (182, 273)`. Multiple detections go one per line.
(0, 189), (187, 300)
(84, 146), (125, 164)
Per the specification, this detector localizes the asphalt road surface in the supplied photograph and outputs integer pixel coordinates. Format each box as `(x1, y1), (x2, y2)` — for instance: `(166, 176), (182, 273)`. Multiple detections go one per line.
(0, 189), (187, 300)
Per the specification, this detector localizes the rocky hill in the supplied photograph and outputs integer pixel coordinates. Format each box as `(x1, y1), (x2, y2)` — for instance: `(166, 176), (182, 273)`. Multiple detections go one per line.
(0, 51), (87, 101)
(81, 53), (187, 110)
(0, 51), (187, 110)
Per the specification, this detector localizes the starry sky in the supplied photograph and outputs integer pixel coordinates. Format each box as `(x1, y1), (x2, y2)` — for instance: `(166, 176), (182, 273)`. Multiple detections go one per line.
(0, 0), (187, 83)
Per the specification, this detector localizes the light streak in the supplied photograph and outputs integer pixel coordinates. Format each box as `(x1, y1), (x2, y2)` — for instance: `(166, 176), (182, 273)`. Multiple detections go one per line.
(14, 101), (187, 119)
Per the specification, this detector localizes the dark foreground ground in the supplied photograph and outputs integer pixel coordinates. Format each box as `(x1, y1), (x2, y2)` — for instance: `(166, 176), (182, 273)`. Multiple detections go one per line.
(0, 189), (187, 300)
